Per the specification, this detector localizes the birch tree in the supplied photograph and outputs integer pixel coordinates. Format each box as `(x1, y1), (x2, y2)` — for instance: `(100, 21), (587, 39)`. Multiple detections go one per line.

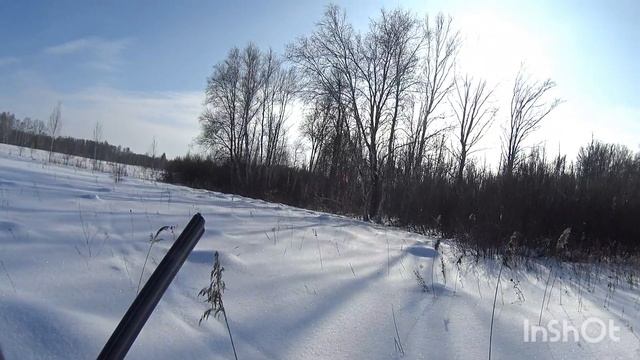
(47, 102), (62, 162)
(451, 76), (495, 183)
(503, 67), (561, 176)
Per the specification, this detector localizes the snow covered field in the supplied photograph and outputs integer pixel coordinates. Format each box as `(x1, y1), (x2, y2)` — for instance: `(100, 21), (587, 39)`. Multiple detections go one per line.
(0, 144), (639, 359)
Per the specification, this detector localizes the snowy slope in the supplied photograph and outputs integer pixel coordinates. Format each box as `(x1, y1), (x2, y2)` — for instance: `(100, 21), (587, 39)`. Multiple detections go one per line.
(0, 144), (639, 359)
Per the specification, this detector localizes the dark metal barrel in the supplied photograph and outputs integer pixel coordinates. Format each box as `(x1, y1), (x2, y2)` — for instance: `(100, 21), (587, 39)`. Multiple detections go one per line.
(97, 213), (205, 360)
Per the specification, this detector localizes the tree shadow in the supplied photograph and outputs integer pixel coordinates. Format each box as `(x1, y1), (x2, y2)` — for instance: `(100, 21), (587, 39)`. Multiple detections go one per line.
(406, 245), (436, 258)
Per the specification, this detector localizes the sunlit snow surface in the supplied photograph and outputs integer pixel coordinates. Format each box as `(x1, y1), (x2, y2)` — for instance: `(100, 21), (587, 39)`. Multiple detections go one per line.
(0, 144), (638, 359)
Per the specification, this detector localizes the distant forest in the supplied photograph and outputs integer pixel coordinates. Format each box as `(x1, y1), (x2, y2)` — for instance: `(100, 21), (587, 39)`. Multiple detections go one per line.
(164, 5), (640, 257)
(0, 111), (165, 169)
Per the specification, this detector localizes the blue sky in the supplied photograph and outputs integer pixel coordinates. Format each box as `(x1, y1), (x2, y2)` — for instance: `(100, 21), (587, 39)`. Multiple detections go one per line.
(0, 0), (638, 158)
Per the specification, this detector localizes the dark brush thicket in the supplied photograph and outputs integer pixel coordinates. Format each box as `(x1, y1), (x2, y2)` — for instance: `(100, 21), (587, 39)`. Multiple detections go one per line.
(0, 111), (165, 168)
(166, 140), (640, 257)
(166, 5), (640, 257)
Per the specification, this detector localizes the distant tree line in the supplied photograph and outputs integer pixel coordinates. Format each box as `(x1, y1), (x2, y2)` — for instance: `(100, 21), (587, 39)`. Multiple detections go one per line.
(165, 5), (640, 257)
(0, 111), (165, 169)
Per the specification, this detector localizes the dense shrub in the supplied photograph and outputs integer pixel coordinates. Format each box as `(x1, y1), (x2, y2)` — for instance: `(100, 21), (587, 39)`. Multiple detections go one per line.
(165, 141), (640, 257)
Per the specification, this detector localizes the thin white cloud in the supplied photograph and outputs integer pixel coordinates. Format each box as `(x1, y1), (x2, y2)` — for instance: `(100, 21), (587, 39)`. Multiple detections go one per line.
(61, 87), (203, 157)
(0, 56), (19, 67)
(44, 36), (131, 71)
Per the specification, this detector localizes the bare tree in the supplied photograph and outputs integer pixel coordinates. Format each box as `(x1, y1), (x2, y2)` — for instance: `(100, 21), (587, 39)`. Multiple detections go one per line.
(407, 13), (459, 176)
(380, 9), (422, 170)
(289, 5), (372, 210)
(47, 102), (62, 162)
(450, 76), (495, 183)
(149, 136), (158, 174)
(150, 136), (157, 157)
(238, 43), (263, 168)
(350, 9), (409, 220)
(93, 121), (103, 170)
(287, 8), (352, 196)
(257, 49), (277, 164)
(200, 44), (297, 186)
(503, 67), (561, 176)
(300, 96), (332, 172)
(315, 6), (416, 220)
(199, 47), (241, 162)
(290, 5), (445, 220)
(262, 66), (297, 167)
